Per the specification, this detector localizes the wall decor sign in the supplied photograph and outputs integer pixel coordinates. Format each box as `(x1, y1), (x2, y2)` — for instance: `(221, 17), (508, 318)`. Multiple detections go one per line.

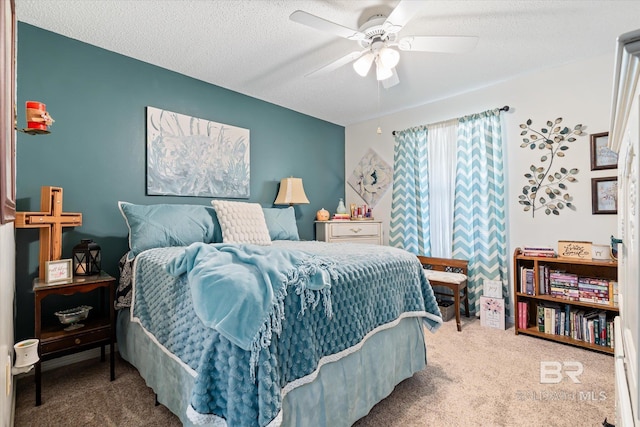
(347, 148), (392, 208)
(558, 240), (592, 259)
(146, 106), (250, 198)
(479, 296), (505, 330)
(517, 117), (585, 217)
(590, 132), (618, 170)
(591, 176), (618, 214)
(44, 259), (73, 284)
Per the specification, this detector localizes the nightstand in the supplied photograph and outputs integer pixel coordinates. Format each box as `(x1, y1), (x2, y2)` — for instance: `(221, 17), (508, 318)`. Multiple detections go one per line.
(315, 220), (383, 245)
(32, 272), (116, 406)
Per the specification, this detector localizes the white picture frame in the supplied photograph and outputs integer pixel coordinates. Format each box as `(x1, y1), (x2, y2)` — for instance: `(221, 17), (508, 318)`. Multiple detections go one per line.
(44, 259), (73, 284)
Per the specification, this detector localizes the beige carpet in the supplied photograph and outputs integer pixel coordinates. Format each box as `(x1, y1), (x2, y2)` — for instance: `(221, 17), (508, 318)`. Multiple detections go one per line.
(14, 316), (614, 427)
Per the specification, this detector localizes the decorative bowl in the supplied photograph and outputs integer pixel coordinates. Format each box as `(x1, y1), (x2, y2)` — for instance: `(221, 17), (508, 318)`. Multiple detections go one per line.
(54, 305), (92, 331)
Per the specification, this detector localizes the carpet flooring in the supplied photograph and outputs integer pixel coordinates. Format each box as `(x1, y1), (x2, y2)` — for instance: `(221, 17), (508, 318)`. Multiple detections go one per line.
(14, 316), (615, 426)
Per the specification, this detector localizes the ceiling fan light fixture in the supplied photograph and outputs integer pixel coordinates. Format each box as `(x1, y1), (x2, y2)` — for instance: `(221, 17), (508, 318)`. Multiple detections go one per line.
(375, 60), (393, 81)
(353, 52), (374, 77)
(378, 47), (400, 69)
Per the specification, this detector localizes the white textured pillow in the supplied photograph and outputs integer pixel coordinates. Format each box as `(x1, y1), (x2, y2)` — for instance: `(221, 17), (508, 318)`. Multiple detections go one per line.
(211, 200), (272, 246)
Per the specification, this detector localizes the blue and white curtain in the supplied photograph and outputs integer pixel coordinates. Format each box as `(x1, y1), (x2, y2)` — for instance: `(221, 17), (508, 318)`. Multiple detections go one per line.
(389, 109), (509, 315)
(389, 127), (430, 255)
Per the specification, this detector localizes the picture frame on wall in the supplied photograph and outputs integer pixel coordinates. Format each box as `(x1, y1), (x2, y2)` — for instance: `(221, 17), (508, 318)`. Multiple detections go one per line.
(591, 177), (618, 214)
(590, 132), (618, 170)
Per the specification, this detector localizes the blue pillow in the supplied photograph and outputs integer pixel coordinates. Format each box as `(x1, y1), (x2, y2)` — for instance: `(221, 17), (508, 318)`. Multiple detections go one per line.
(262, 207), (300, 241)
(118, 202), (222, 258)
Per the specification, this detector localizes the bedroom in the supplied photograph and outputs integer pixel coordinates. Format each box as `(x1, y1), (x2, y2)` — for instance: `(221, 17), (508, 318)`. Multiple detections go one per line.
(2, 0), (640, 426)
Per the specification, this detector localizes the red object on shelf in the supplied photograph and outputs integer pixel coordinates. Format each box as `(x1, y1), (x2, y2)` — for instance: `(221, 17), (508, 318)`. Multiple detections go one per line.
(25, 101), (53, 131)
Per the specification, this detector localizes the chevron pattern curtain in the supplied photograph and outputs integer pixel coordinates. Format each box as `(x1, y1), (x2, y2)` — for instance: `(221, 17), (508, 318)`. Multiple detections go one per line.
(390, 109), (508, 317)
(389, 127), (430, 254)
(452, 109), (509, 316)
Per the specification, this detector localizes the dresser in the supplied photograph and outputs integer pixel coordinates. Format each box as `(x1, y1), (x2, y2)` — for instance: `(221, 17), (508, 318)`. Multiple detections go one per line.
(315, 220), (383, 245)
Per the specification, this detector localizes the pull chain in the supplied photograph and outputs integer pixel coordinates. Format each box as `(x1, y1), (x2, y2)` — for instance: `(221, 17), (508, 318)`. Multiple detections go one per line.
(376, 81), (382, 135)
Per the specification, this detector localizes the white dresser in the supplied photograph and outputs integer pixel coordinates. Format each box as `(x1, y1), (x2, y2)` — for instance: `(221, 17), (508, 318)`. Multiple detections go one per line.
(315, 220), (383, 245)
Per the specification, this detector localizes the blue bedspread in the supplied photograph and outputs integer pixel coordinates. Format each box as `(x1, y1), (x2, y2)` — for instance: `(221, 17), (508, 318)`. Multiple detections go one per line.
(130, 241), (442, 426)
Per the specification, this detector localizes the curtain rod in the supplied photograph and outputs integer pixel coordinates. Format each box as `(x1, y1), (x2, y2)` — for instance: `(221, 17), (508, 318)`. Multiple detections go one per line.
(391, 105), (510, 136)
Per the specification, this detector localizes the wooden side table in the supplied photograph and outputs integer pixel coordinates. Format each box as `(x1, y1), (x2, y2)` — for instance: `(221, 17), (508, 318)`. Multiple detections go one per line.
(33, 272), (116, 406)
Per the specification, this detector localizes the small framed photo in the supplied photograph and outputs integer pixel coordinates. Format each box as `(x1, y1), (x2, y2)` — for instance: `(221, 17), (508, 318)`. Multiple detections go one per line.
(590, 132), (618, 170)
(591, 177), (618, 214)
(44, 259), (73, 284)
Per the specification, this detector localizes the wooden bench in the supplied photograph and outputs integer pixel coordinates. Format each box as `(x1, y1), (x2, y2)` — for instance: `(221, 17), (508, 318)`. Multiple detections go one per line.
(417, 256), (469, 332)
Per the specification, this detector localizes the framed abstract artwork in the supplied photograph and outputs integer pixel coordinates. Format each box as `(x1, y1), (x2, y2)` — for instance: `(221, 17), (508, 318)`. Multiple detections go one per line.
(146, 106), (250, 198)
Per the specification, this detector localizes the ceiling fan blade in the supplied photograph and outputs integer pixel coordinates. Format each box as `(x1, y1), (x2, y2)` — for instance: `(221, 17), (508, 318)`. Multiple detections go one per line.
(381, 68), (400, 89)
(382, 0), (426, 34)
(290, 10), (365, 41)
(398, 36), (479, 53)
(306, 50), (365, 77)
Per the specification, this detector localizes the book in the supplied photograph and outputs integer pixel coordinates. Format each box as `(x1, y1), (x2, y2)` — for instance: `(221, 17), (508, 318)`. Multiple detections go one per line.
(537, 305), (545, 332)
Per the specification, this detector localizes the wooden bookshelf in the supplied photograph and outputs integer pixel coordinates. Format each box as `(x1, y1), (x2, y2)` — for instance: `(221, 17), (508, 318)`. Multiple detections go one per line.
(513, 248), (618, 355)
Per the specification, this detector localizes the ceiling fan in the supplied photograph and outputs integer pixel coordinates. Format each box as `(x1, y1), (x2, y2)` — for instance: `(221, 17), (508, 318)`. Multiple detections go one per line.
(290, 0), (478, 88)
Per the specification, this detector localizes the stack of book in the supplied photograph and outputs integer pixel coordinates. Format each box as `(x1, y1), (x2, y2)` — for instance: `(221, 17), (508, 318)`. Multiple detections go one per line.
(549, 271), (579, 300)
(577, 277), (612, 305)
(331, 213), (351, 220)
(522, 246), (555, 257)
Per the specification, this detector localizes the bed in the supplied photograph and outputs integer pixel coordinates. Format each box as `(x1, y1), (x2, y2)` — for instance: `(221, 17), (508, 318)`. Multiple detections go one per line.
(114, 201), (442, 427)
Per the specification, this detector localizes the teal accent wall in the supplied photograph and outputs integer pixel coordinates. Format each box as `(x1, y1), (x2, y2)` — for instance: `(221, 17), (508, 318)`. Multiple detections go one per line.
(15, 24), (345, 341)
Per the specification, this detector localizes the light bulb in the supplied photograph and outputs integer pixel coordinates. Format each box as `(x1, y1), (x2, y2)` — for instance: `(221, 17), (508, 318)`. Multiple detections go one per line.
(353, 53), (374, 77)
(376, 60), (393, 81)
(378, 47), (400, 69)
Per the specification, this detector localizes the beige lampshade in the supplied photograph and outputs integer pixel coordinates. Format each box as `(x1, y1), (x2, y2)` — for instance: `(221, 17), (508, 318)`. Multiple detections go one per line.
(274, 177), (310, 205)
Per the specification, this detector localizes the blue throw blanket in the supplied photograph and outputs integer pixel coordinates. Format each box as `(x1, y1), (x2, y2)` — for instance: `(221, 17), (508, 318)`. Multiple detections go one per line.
(166, 242), (336, 376)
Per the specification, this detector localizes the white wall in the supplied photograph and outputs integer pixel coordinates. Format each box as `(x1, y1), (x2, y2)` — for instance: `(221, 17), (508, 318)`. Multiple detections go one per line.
(0, 223), (15, 427)
(345, 53), (617, 294)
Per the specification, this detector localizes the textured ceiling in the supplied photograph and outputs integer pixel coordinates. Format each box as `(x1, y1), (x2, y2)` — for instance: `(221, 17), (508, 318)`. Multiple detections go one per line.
(14, 0), (640, 126)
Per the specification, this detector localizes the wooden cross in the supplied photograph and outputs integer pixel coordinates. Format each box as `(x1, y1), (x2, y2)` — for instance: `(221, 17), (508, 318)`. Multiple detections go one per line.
(15, 186), (82, 279)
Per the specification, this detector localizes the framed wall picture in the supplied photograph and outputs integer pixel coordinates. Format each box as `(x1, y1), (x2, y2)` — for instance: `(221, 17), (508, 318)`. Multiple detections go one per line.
(146, 106), (250, 198)
(0, 0), (16, 224)
(590, 132), (618, 170)
(591, 177), (618, 214)
(44, 259), (73, 284)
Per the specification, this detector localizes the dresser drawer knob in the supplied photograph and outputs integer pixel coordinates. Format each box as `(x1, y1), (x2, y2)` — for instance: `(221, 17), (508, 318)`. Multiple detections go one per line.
(75, 338), (81, 345)
(350, 228), (362, 233)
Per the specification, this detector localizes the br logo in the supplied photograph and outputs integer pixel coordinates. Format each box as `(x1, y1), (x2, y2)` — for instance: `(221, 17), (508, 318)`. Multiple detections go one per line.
(540, 361), (584, 384)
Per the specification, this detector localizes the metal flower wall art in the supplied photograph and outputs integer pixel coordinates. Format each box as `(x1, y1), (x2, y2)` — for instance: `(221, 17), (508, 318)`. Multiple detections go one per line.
(518, 117), (585, 217)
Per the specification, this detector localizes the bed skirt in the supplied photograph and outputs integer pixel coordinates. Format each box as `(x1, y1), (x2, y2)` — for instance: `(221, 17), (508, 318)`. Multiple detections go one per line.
(117, 309), (427, 427)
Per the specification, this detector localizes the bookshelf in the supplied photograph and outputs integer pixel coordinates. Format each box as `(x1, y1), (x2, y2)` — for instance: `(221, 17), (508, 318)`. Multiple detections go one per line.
(513, 247), (618, 354)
